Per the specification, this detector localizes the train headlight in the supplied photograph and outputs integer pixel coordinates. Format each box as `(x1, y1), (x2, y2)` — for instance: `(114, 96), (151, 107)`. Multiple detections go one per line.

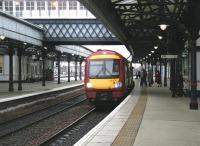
(114, 82), (122, 88)
(86, 82), (93, 88)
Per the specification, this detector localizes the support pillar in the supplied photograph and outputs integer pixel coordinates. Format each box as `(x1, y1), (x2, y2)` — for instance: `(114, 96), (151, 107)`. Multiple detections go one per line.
(75, 56), (78, 81)
(57, 53), (61, 84)
(79, 60), (82, 80)
(42, 48), (46, 86)
(170, 60), (176, 97)
(164, 59), (167, 87)
(151, 63), (154, 84)
(8, 47), (14, 92)
(190, 38), (198, 109)
(160, 61), (162, 85)
(67, 55), (71, 82)
(18, 48), (22, 91)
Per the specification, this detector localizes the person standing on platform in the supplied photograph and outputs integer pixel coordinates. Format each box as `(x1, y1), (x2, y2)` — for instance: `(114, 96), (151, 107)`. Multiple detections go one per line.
(147, 70), (152, 87)
(140, 68), (147, 87)
(155, 70), (161, 87)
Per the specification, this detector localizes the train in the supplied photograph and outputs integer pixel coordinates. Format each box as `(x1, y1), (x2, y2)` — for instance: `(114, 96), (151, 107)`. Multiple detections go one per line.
(84, 49), (134, 104)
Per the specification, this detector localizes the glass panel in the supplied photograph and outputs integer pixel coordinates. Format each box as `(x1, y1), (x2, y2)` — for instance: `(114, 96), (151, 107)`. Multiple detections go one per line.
(69, 0), (77, 10)
(37, 1), (45, 10)
(48, 1), (57, 10)
(26, 1), (34, 10)
(15, 1), (24, 17)
(58, 1), (66, 10)
(89, 59), (120, 79)
(0, 1), (2, 10)
(5, 1), (13, 15)
(79, 3), (85, 10)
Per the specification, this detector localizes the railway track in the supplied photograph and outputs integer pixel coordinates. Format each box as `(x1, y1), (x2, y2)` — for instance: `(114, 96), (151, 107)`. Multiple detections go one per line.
(0, 93), (86, 138)
(40, 108), (96, 146)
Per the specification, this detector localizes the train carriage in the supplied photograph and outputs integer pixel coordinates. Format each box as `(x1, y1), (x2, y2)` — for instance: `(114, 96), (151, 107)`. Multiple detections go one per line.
(84, 50), (134, 104)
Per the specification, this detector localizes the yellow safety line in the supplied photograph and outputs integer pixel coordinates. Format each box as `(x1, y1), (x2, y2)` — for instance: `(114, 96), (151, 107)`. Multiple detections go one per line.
(112, 88), (147, 146)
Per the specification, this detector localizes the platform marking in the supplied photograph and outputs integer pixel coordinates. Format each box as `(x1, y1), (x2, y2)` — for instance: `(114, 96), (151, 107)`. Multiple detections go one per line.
(111, 88), (147, 146)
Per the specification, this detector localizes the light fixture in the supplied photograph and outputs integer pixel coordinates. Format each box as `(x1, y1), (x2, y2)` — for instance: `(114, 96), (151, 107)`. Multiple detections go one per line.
(23, 42), (27, 45)
(154, 46), (158, 49)
(0, 35), (5, 40)
(44, 47), (47, 50)
(158, 35), (163, 40)
(52, 1), (58, 7)
(15, 1), (19, 5)
(159, 24), (168, 31)
(151, 50), (155, 53)
(148, 54), (151, 56)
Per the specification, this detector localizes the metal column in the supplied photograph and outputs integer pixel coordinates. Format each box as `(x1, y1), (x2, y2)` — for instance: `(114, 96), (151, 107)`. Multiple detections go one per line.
(67, 55), (71, 82)
(18, 48), (22, 91)
(190, 39), (198, 109)
(79, 59), (82, 80)
(42, 48), (46, 86)
(57, 53), (61, 84)
(8, 47), (14, 92)
(164, 59), (167, 87)
(75, 56), (78, 81)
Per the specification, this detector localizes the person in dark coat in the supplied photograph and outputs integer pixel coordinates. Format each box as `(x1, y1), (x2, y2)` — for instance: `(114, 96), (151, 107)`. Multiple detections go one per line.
(140, 68), (147, 87)
(155, 70), (161, 87)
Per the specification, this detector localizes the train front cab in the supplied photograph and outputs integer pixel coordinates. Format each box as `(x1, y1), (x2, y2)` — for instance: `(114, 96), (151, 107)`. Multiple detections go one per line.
(84, 50), (134, 103)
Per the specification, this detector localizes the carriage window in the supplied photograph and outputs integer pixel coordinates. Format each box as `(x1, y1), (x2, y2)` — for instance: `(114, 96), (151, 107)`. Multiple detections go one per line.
(89, 59), (120, 79)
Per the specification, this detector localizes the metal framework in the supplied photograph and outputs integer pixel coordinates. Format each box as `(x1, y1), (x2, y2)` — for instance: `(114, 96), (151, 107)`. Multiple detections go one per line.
(78, 0), (192, 62)
(27, 19), (120, 45)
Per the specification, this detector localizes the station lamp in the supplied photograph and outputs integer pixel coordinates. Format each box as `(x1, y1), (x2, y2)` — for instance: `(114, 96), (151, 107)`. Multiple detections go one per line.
(0, 35), (5, 40)
(154, 46), (158, 49)
(158, 35), (163, 40)
(151, 50), (155, 53)
(159, 24), (168, 31)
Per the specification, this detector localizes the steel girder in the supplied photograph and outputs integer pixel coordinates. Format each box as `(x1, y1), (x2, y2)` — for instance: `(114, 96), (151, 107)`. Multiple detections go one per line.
(27, 19), (121, 45)
(78, 0), (193, 62)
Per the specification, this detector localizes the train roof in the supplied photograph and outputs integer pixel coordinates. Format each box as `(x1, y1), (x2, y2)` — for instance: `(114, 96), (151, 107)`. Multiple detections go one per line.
(87, 49), (124, 59)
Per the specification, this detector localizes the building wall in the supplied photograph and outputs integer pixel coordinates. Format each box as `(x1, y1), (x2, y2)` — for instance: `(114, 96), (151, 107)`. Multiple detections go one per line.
(0, 0), (95, 19)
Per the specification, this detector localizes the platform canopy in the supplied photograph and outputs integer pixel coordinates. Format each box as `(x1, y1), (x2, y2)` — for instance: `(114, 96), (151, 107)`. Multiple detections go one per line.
(78, 0), (200, 62)
(0, 11), (44, 47)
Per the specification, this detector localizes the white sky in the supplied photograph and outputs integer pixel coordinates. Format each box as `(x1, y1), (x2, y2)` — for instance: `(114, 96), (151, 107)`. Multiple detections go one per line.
(83, 45), (131, 59)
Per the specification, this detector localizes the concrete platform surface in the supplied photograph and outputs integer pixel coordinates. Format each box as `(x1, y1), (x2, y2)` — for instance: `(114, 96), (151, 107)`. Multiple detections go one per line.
(75, 81), (200, 146)
(0, 80), (83, 100)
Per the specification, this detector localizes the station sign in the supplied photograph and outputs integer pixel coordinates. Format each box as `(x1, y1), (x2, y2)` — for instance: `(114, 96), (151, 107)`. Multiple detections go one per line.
(161, 55), (178, 58)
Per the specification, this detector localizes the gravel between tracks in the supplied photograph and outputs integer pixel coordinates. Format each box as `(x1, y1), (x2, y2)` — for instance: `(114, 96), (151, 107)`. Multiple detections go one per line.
(0, 100), (93, 146)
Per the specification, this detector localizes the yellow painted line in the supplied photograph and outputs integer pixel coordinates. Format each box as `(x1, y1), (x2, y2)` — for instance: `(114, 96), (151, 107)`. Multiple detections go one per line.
(112, 88), (147, 146)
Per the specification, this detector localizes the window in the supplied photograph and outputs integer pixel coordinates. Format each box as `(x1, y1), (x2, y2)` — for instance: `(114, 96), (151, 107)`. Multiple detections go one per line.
(0, 1), (2, 11)
(89, 59), (120, 79)
(5, 1), (13, 15)
(26, 1), (34, 10)
(58, 1), (66, 10)
(79, 3), (86, 10)
(15, 1), (24, 17)
(69, 0), (77, 10)
(48, 1), (57, 10)
(0, 55), (3, 74)
(37, 1), (45, 10)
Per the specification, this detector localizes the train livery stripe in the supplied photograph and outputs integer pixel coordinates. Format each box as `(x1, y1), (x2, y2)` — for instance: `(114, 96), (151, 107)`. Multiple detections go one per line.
(90, 78), (119, 89)
(90, 55), (121, 59)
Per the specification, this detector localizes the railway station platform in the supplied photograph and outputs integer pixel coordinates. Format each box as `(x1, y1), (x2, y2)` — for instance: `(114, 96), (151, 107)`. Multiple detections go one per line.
(0, 79), (83, 102)
(75, 81), (200, 146)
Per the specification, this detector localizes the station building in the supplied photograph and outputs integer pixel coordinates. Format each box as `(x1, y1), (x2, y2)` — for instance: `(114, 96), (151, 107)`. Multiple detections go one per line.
(0, 0), (94, 82)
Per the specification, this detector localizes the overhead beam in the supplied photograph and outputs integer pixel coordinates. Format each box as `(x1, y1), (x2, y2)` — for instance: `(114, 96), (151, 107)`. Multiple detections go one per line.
(78, 0), (132, 50)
